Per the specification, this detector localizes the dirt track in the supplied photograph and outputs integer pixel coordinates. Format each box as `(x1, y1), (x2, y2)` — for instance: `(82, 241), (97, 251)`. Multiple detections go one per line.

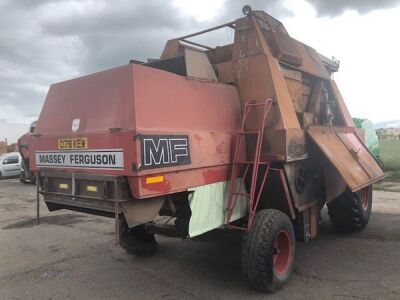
(1, 178), (400, 299)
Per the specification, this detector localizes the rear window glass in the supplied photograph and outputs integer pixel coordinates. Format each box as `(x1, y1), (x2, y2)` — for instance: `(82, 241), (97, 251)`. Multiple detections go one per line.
(3, 155), (19, 164)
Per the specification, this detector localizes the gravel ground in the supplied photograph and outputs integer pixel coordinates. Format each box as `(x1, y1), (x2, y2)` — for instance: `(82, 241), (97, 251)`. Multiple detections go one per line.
(1, 178), (400, 299)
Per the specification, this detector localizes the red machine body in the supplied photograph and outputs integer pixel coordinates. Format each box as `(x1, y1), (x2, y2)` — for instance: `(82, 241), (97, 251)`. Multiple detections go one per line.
(19, 7), (385, 292)
(30, 64), (242, 198)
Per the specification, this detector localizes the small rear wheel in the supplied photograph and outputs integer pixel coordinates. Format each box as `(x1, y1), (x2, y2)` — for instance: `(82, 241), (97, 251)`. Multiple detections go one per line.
(241, 209), (295, 292)
(119, 218), (158, 256)
(327, 185), (372, 232)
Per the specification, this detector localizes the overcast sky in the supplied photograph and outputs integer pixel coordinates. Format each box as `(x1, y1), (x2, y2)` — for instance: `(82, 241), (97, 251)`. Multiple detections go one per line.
(1, 0), (400, 142)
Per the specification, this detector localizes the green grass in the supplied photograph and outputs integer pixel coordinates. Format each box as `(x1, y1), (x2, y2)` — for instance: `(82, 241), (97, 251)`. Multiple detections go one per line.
(380, 140), (400, 172)
(373, 183), (400, 192)
(385, 170), (400, 182)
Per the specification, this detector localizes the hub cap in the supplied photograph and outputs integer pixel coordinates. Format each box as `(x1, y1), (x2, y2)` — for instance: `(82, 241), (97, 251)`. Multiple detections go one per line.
(273, 230), (291, 275)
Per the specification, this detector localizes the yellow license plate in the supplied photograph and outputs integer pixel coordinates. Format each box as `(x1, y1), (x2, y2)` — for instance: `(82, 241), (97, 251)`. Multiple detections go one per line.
(58, 138), (88, 150)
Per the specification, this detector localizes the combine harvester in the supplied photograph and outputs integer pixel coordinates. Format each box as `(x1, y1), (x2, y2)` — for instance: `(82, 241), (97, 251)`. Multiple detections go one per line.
(19, 6), (385, 292)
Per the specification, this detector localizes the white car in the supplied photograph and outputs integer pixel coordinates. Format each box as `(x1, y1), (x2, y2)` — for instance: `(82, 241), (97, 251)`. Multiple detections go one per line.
(0, 152), (22, 179)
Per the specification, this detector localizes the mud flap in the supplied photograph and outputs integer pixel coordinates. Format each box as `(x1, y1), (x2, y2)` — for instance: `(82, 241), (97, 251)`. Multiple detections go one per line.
(122, 197), (164, 228)
(307, 126), (385, 192)
(187, 179), (247, 237)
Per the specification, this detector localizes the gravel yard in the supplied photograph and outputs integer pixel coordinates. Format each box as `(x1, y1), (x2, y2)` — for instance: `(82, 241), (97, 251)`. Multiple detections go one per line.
(1, 178), (400, 299)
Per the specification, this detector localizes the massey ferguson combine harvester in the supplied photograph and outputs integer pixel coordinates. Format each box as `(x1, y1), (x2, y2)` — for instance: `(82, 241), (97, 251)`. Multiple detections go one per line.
(19, 6), (385, 292)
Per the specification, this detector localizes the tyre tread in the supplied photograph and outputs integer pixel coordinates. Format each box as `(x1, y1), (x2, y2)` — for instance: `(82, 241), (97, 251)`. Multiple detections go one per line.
(328, 186), (372, 232)
(242, 209), (295, 292)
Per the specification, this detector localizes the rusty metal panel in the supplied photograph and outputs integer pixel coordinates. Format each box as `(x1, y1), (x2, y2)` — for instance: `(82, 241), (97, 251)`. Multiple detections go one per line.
(215, 61), (235, 83)
(254, 11), (303, 66)
(233, 54), (301, 130)
(297, 112), (314, 128)
(286, 129), (307, 161)
(307, 79), (322, 117)
(307, 126), (385, 192)
(292, 41), (330, 79)
(324, 162), (346, 203)
(206, 44), (233, 65)
(283, 69), (303, 113)
(246, 129), (307, 162)
(284, 159), (318, 209)
(234, 55), (283, 130)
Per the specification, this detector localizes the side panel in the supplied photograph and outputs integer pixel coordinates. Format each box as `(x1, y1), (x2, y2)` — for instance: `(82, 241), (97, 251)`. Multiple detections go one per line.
(307, 126), (385, 192)
(35, 65), (135, 136)
(30, 64), (245, 199)
(129, 65), (244, 198)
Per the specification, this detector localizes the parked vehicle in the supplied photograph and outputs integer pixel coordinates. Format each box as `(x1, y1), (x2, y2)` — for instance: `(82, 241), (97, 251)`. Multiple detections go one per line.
(19, 121), (37, 184)
(19, 6), (385, 292)
(0, 152), (22, 179)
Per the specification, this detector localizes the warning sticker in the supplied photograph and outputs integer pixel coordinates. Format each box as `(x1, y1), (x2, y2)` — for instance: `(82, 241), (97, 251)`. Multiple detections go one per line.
(35, 150), (124, 169)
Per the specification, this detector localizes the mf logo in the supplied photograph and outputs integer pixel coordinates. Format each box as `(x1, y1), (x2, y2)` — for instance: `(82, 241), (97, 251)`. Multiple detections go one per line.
(141, 135), (191, 169)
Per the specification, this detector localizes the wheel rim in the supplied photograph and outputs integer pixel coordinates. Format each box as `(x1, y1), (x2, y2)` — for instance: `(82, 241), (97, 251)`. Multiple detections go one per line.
(273, 230), (291, 276)
(360, 187), (370, 210)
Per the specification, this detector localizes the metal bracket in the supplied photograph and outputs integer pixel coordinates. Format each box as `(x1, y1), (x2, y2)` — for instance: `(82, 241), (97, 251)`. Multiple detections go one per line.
(36, 172), (40, 225)
(133, 133), (142, 140)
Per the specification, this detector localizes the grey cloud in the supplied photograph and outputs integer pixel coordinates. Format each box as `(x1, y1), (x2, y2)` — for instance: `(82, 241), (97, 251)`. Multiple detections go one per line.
(0, 0), (201, 123)
(40, 0), (202, 73)
(304, 0), (400, 16)
(1, 0), (399, 125)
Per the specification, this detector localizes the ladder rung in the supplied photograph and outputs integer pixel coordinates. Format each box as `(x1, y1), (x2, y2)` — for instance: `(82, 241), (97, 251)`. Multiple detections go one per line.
(245, 102), (269, 107)
(232, 192), (250, 197)
(227, 224), (247, 231)
(227, 98), (273, 227)
(238, 130), (259, 135)
(235, 161), (270, 165)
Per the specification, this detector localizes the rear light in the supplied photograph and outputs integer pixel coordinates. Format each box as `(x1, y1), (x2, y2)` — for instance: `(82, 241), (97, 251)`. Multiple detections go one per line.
(59, 183), (69, 189)
(86, 185), (98, 192)
(145, 175), (164, 184)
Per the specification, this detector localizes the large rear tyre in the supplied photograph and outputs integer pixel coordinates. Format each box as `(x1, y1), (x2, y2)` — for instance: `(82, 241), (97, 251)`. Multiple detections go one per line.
(119, 219), (158, 256)
(241, 209), (295, 293)
(327, 185), (372, 232)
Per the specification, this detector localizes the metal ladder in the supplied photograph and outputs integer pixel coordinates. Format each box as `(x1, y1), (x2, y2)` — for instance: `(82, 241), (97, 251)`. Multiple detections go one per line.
(226, 99), (274, 230)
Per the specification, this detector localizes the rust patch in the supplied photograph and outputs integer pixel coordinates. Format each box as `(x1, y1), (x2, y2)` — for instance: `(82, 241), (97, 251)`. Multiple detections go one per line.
(216, 141), (225, 154)
(287, 137), (306, 160)
(193, 133), (202, 142)
(202, 168), (228, 184)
